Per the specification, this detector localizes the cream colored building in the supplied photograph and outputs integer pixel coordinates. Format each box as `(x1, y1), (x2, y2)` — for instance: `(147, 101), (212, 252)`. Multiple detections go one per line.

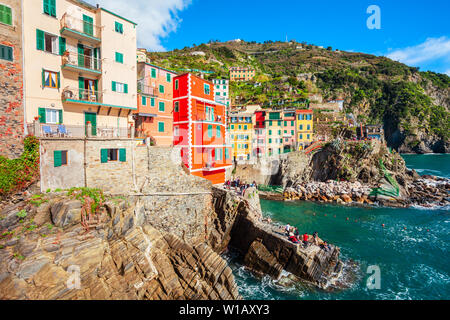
(23, 0), (137, 137)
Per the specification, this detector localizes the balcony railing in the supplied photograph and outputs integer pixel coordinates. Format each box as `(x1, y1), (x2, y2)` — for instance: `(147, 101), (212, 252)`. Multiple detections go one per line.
(62, 87), (102, 104)
(137, 82), (158, 97)
(62, 52), (102, 73)
(60, 13), (101, 41)
(27, 123), (132, 139)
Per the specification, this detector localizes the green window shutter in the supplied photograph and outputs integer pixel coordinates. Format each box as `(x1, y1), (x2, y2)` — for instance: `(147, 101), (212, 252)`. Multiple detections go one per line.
(41, 69), (45, 88)
(36, 29), (44, 51)
(49, 0), (56, 17)
(54, 151), (62, 167)
(1, 5), (11, 25)
(208, 125), (213, 138)
(150, 98), (155, 107)
(100, 149), (108, 163)
(119, 149), (126, 162)
(78, 77), (84, 99)
(112, 81), (116, 92)
(158, 122), (164, 132)
(77, 44), (84, 66)
(83, 15), (93, 35)
(159, 101), (165, 112)
(151, 68), (156, 78)
(115, 52), (123, 63)
(38, 108), (46, 124)
(166, 73), (171, 82)
(175, 80), (179, 90)
(124, 83), (128, 94)
(43, 0), (50, 15)
(225, 148), (230, 159)
(59, 37), (66, 56)
(159, 85), (164, 93)
(57, 71), (60, 89)
(216, 126), (221, 137)
(142, 96), (146, 105)
(59, 109), (63, 124)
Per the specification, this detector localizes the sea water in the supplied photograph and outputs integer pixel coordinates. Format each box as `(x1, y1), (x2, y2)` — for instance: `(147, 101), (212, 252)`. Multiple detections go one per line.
(230, 154), (450, 300)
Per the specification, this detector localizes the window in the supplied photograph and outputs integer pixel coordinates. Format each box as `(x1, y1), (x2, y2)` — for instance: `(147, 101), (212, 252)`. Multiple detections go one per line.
(115, 21), (123, 34)
(36, 30), (59, 54)
(100, 148), (126, 163)
(151, 68), (156, 78)
(150, 98), (155, 107)
(43, 0), (56, 18)
(307, 125), (311, 130)
(159, 85), (164, 93)
(225, 148), (230, 160)
(112, 81), (128, 93)
(0, 45), (13, 61)
(54, 150), (68, 167)
(142, 96), (147, 106)
(43, 70), (59, 89)
(174, 101), (179, 112)
(215, 148), (222, 161)
(231, 125), (234, 130)
(158, 101), (165, 112)
(175, 79), (179, 90)
(307, 134), (311, 140)
(204, 84), (210, 95)
(244, 125), (248, 130)
(115, 52), (123, 63)
(300, 125), (303, 130)
(216, 126), (221, 138)
(158, 122), (165, 133)
(0, 4), (12, 25)
(174, 126), (179, 136)
(166, 73), (171, 82)
(269, 130), (272, 135)
(46, 109), (59, 124)
(299, 134), (303, 140)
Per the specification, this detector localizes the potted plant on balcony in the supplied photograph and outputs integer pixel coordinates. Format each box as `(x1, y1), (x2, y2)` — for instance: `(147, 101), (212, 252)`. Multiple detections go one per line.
(62, 50), (70, 65)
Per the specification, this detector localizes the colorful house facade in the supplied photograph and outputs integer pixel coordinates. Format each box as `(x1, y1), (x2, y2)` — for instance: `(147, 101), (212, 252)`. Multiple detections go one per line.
(229, 112), (253, 161)
(23, 0), (137, 138)
(173, 73), (231, 184)
(253, 110), (266, 158)
(282, 109), (296, 153)
(296, 109), (314, 150)
(135, 62), (177, 146)
(266, 110), (284, 156)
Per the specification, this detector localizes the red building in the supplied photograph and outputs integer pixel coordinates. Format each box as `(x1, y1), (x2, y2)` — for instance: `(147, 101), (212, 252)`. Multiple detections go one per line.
(173, 73), (232, 184)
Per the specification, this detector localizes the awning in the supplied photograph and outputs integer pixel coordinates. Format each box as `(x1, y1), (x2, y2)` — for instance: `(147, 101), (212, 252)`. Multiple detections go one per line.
(138, 113), (158, 117)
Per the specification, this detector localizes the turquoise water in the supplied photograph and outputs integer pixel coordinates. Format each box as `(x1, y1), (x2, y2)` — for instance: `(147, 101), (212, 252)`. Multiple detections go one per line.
(231, 154), (450, 300)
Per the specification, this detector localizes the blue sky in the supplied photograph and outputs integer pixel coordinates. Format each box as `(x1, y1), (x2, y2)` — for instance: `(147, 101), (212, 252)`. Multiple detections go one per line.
(95, 0), (450, 75)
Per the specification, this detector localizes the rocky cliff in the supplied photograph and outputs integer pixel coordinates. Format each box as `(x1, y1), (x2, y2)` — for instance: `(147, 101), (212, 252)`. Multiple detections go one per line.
(0, 182), (344, 299)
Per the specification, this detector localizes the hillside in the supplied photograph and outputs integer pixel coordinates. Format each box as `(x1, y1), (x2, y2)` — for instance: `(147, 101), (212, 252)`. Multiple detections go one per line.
(145, 40), (450, 154)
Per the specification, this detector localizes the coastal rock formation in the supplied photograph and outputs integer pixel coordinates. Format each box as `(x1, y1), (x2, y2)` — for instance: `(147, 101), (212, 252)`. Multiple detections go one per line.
(0, 195), (240, 300)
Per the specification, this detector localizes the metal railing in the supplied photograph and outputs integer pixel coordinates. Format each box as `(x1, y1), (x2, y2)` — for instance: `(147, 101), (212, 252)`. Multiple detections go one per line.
(137, 81), (158, 97)
(60, 13), (101, 39)
(62, 87), (102, 103)
(27, 123), (131, 139)
(62, 51), (102, 72)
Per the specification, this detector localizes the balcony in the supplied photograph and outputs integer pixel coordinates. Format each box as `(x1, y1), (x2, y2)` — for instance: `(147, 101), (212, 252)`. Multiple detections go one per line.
(60, 13), (101, 44)
(62, 52), (102, 75)
(62, 87), (102, 105)
(137, 81), (158, 97)
(27, 123), (132, 139)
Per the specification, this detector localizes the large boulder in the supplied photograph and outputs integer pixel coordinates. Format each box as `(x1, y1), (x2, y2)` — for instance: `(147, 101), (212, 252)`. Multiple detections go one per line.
(50, 200), (82, 228)
(244, 240), (283, 278)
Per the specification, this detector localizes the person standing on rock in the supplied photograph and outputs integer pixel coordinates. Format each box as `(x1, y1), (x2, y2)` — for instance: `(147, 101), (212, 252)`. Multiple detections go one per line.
(312, 231), (319, 245)
(285, 224), (291, 236)
(303, 233), (309, 248)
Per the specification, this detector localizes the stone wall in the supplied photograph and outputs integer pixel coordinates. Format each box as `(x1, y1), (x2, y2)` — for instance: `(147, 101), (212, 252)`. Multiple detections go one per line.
(0, 0), (24, 158)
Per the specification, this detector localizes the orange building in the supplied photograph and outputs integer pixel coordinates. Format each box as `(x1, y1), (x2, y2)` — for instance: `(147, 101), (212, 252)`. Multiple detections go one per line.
(134, 62), (177, 146)
(229, 67), (255, 82)
(173, 73), (232, 184)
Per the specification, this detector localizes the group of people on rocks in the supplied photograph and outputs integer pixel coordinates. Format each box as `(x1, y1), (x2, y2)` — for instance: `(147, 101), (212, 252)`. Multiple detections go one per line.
(224, 177), (258, 196)
(284, 223), (331, 252)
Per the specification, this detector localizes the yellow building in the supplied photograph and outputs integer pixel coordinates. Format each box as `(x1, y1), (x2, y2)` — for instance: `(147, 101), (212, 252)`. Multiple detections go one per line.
(229, 113), (253, 161)
(265, 110), (284, 156)
(23, 0), (137, 137)
(296, 109), (314, 150)
(229, 67), (255, 82)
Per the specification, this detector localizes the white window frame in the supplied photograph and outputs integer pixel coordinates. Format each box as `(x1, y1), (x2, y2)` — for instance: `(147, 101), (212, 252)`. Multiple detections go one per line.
(45, 109), (59, 124)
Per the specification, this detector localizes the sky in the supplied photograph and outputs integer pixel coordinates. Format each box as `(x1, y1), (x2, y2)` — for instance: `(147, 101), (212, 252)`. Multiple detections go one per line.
(92, 0), (450, 75)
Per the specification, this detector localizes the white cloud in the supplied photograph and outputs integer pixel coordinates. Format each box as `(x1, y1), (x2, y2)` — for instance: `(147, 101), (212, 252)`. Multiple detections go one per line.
(386, 36), (450, 66)
(445, 70), (450, 76)
(92, 0), (192, 51)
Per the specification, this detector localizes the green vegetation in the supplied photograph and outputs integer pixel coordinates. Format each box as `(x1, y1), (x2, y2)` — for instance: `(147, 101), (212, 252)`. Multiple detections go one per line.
(0, 136), (40, 198)
(67, 187), (105, 215)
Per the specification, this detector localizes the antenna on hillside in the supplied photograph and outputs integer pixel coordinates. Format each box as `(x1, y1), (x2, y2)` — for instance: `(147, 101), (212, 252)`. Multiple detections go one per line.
(286, 35), (288, 43)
